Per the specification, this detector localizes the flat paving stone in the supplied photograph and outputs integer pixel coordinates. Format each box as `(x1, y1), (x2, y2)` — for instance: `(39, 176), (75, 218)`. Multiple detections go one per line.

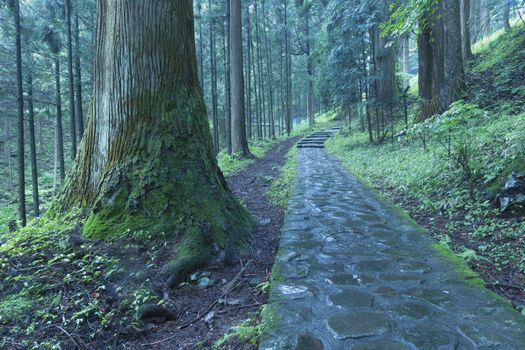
(327, 312), (391, 339)
(295, 335), (324, 350)
(329, 289), (373, 308)
(259, 145), (525, 350)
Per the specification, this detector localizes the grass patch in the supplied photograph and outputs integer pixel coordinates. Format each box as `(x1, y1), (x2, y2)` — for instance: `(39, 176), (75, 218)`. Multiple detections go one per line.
(268, 146), (298, 208)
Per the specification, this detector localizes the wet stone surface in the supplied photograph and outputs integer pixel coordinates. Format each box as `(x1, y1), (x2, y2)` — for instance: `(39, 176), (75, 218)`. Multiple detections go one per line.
(259, 147), (525, 349)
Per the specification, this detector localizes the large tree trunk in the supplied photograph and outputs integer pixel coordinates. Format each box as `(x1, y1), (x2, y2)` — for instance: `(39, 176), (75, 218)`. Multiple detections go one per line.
(52, 0), (252, 286)
(13, 0), (26, 226)
(230, 0), (250, 155)
(65, 0), (77, 159)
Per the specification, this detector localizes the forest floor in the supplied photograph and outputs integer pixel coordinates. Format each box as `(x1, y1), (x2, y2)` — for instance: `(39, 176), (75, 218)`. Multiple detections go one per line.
(121, 136), (301, 349)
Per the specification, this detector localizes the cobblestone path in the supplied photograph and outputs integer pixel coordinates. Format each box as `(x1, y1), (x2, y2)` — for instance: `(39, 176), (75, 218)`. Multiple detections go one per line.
(259, 147), (525, 350)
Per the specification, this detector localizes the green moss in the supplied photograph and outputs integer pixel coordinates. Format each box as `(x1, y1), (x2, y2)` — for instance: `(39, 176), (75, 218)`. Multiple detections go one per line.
(0, 290), (33, 324)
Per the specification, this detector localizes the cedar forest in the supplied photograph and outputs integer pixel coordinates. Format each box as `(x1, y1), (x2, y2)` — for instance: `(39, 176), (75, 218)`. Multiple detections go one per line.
(1, 0), (525, 349)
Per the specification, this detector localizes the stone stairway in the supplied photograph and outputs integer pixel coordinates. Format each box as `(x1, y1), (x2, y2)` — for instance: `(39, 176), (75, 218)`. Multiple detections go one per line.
(297, 128), (339, 149)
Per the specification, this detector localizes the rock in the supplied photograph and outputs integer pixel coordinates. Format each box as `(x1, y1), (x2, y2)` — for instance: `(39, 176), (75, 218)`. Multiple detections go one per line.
(497, 172), (525, 210)
(329, 289), (374, 308)
(137, 304), (177, 323)
(327, 312), (390, 339)
(260, 218), (272, 226)
(197, 277), (215, 289)
(295, 335), (324, 350)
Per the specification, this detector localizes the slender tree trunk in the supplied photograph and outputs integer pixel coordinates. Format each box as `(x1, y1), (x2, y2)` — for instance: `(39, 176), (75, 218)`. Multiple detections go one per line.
(254, 2), (266, 139)
(74, 14), (85, 139)
(502, 0), (511, 30)
(402, 33), (410, 89)
(197, 0), (205, 87)
(471, 0), (481, 42)
(284, 0), (292, 135)
(224, 2), (232, 154)
(54, 56), (65, 181)
(432, 3), (445, 108)
(262, 0), (275, 138)
(209, 0), (219, 154)
(245, 2), (252, 140)
(4, 116), (13, 193)
(461, 0), (473, 61)
(305, 8), (315, 128)
(52, 0), (251, 286)
(230, 0), (250, 155)
(444, 0), (466, 106)
(13, 0), (26, 226)
(480, 0), (491, 37)
(417, 15), (435, 121)
(65, 0), (77, 159)
(27, 64), (40, 217)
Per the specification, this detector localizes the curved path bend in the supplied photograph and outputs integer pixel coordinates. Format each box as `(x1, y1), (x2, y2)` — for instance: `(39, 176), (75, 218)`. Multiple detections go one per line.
(260, 147), (525, 350)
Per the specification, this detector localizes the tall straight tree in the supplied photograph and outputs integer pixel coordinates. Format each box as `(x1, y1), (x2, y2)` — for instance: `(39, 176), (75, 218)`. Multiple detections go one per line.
(444, 0), (465, 105)
(26, 54), (40, 217)
(230, 0), (250, 156)
(74, 14), (84, 139)
(52, 0), (251, 285)
(12, 0), (26, 226)
(65, 0), (77, 159)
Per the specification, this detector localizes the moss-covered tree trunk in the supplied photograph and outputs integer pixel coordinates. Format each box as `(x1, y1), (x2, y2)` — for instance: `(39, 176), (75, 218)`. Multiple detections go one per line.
(53, 0), (252, 286)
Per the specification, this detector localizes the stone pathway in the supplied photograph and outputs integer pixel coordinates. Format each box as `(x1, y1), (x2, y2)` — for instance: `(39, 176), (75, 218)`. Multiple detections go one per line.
(259, 146), (525, 349)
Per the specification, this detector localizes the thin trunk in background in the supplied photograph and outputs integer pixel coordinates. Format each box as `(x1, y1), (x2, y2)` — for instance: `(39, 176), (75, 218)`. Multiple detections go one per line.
(54, 55), (65, 181)
(27, 61), (40, 217)
(65, 0), (77, 159)
(230, 0), (250, 156)
(14, 0), (26, 226)
(74, 14), (85, 139)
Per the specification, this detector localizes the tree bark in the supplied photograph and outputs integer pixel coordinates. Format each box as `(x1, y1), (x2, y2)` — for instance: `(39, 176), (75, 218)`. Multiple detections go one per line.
(224, 1), (232, 154)
(284, 0), (292, 136)
(65, 0), (77, 159)
(417, 14), (435, 121)
(502, 0), (511, 30)
(209, 0), (219, 154)
(13, 0), (26, 226)
(461, 0), (473, 61)
(27, 61), (40, 217)
(51, 0), (251, 286)
(54, 56), (66, 181)
(74, 14), (85, 139)
(230, 0), (250, 155)
(444, 0), (466, 106)
(245, 2), (252, 139)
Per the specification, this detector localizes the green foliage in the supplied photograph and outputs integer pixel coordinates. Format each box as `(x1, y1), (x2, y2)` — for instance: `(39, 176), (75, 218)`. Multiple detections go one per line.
(382, 0), (440, 37)
(214, 304), (275, 348)
(0, 290), (33, 324)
